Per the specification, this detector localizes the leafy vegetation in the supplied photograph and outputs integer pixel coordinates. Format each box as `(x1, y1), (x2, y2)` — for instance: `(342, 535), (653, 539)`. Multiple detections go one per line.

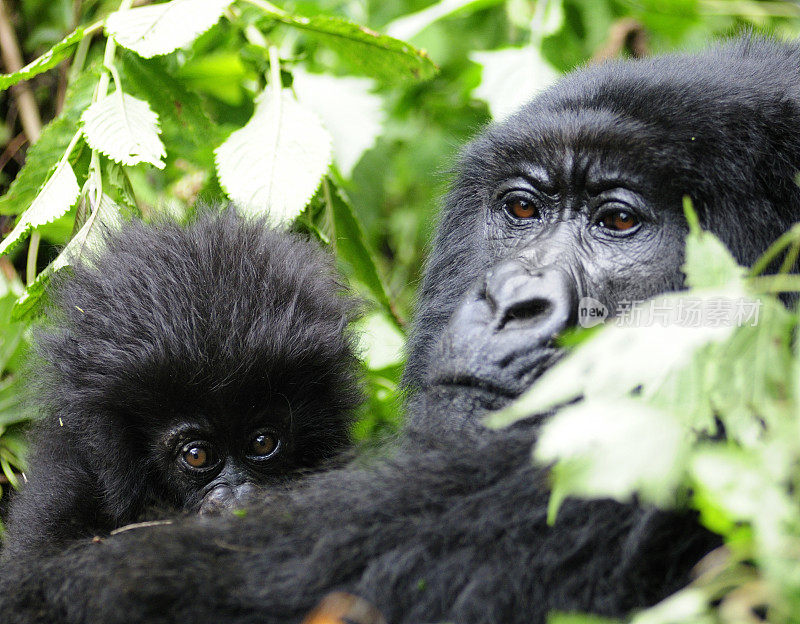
(3, 1), (800, 621)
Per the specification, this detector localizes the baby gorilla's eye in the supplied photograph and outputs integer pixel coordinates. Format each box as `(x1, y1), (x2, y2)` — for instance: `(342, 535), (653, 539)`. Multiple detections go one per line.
(181, 443), (214, 469)
(249, 432), (279, 458)
(504, 198), (538, 220)
(598, 210), (639, 231)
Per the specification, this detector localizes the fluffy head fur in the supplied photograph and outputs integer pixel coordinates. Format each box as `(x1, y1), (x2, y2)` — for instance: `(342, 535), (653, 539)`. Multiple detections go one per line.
(2, 208), (362, 559)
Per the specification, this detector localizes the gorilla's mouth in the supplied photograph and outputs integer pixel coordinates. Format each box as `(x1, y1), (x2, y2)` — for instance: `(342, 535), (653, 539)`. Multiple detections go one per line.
(434, 345), (563, 399)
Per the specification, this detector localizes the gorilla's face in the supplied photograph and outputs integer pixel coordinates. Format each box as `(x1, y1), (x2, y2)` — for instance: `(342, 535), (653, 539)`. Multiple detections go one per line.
(429, 113), (691, 397)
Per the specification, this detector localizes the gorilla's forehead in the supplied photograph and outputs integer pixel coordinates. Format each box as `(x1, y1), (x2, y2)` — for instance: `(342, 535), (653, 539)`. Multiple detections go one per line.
(463, 107), (675, 196)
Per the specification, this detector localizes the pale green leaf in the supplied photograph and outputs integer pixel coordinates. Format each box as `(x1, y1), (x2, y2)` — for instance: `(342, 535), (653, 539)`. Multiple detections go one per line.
(12, 194), (125, 321)
(471, 46), (559, 120)
(55, 194), (125, 271)
(81, 92), (166, 169)
(357, 311), (405, 370)
(0, 161), (80, 256)
(691, 449), (791, 526)
(488, 290), (745, 428)
(630, 589), (710, 624)
(534, 399), (686, 510)
(385, 0), (503, 41)
(292, 69), (385, 177)
(0, 28), (86, 91)
(684, 229), (744, 289)
(106, 0), (233, 58)
(215, 88), (332, 223)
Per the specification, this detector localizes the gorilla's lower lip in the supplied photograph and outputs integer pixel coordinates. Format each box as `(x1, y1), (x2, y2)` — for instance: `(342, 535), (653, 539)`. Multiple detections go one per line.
(433, 347), (562, 398)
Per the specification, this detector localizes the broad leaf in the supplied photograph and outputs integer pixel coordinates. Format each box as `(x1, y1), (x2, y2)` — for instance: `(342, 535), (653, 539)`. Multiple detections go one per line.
(81, 92), (166, 169)
(119, 52), (225, 160)
(272, 14), (437, 84)
(106, 0), (233, 58)
(0, 28), (85, 91)
(292, 69), (385, 177)
(0, 161), (80, 257)
(488, 290), (744, 428)
(534, 399), (686, 520)
(215, 88), (331, 223)
(471, 47), (559, 119)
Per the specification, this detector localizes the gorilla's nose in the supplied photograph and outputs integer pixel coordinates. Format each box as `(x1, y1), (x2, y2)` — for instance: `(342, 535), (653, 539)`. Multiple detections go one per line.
(484, 261), (577, 339)
(199, 482), (258, 515)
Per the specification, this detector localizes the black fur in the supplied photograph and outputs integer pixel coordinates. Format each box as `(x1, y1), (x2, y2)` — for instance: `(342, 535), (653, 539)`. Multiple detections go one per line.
(1, 209), (362, 560)
(1, 37), (799, 624)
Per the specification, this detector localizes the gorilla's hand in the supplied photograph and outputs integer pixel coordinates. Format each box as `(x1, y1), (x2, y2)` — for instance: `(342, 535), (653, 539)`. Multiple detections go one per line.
(429, 259), (575, 399)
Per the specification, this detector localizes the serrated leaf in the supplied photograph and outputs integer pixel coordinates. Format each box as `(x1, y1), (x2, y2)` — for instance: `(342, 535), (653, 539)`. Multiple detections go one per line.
(0, 68), (97, 216)
(471, 47), (559, 120)
(12, 194), (125, 322)
(215, 88), (331, 223)
(106, 0), (233, 59)
(0, 28), (85, 91)
(119, 52), (225, 161)
(272, 14), (437, 84)
(81, 92), (166, 169)
(0, 161), (80, 257)
(292, 69), (385, 177)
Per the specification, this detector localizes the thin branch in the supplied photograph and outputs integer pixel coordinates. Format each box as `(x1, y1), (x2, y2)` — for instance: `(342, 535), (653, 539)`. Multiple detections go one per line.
(0, 0), (42, 142)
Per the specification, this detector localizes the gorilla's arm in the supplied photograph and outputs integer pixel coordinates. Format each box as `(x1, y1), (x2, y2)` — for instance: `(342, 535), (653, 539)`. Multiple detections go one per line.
(0, 419), (717, 624)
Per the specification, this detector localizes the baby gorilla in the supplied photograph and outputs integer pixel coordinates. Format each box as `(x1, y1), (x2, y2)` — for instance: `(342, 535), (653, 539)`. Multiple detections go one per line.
(1, 209), (362, 560)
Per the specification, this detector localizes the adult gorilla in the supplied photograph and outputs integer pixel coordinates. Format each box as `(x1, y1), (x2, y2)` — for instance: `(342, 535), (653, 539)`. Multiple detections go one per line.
(0, 37), (798, 624)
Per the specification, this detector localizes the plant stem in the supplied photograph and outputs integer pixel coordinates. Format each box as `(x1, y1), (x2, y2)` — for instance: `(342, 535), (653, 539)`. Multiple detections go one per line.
(241, 0), (287, 16)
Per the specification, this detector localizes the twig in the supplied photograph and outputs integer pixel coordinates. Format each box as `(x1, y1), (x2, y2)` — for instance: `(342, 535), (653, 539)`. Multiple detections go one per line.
(0, 0), (44, 285)
(0, 0), (42, 142)
(0, 131), (27, 173)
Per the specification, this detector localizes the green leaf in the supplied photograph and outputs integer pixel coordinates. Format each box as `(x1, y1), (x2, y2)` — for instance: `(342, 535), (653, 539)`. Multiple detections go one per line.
(326, 182), (400, 329)
(119, 52), (225, 158)
(0, 160), (80, 256)
(81, 92), (166, 169)
(0, 68), (97, 216)
(272, 14), (437, 84)
(292, 69), (385, 177)
(534, 399), (686, 513)
(0, 28), (86, 91)
(215, 88), (331, 223)
(105, 0), (233, 59)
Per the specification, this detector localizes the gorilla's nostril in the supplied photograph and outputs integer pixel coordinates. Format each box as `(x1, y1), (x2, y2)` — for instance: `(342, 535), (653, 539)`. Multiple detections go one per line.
(499, 299), (552, 330)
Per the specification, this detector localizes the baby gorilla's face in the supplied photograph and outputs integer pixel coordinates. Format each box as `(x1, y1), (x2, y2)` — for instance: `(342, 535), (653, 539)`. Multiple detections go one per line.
(144, 400), (302, 514)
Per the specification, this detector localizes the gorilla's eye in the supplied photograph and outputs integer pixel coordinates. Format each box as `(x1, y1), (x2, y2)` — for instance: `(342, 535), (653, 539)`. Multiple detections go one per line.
(248, 432), (279, 459)
(181, 443), (214, 469)
(598, 210), (639, 232)
(504, 198), (538, 220)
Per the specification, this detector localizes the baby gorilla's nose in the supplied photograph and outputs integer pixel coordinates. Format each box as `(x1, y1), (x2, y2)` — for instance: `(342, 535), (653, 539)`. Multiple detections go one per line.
(199, 482), (258, 515)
